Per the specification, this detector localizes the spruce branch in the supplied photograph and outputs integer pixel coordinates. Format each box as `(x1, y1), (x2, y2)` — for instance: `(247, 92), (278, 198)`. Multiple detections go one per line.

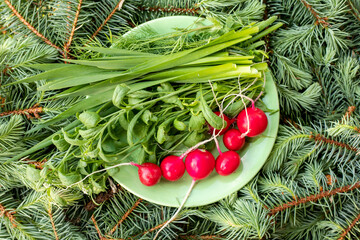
(299, 0), (330, 27)
(0, 104), (43, 119)
(178, 235), (223, 239)
(0, 203), (17, 228)
(48, 205), (59, 240)
(309, 132), (358, 153)
(347, 0), (360, 22)
(3, 0), (63, 54)
(140, 219), (175, 237)
(90, 0), (126, 40)
(91, 214), (105, 239)
(64, 0), (83, 57)
(108, 198), (143, 235)
(91, 214), (120, 240)
(269, 181), (360, 216)
(337, 211), (360, 240)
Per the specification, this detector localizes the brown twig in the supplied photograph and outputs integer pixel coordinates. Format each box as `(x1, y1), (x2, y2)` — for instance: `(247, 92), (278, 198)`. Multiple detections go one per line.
(0, 104), (43, 119)
(0, 203), (16, 228)
(4, 0), (63, 54)
(143, 221), (168, 234)
(85, 185), (121, 211)
(343, 106), (356, 121)
(337, 211), (360, 240)
(299, 0), (330, 27)
(91, 215), (120, 240)
(309, 133), (358, 152)
(109, 198), (143, 235)
(48, 206), (59, 240)
(138, 6), (200, 15)
(90, 0), (126, 39)
(91, 215), (105, 240)
(64, 0), (83, 58)
(269, 182), (360, 215)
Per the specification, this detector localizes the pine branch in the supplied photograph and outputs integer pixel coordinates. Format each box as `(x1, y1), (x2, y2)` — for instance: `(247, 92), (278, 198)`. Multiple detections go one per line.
(269, 181), (360, 215)
(64, 0), (83, 57)
(0, 203), (17, 228)
(299, 0), (330, 27)
(108, 198), (142, 235)
(0, 104), (43, 119)
(337, 211), (360, 240)
(3, 0), (63, 54)
(48, 205), (59, 240)
(90, 0), (126, 39)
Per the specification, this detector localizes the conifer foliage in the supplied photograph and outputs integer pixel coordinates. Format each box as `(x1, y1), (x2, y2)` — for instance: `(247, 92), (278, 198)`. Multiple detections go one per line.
(1, 0), (360, 239)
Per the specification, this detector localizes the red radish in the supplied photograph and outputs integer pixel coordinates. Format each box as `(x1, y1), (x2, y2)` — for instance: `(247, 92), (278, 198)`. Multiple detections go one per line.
(160, 155), (185, 181)
(237, 107), (268, 137)
(223, 129), (245, 151)
(132, 162), (162, 186)
(154, 149), (215, 239)
(185, 149), (215, 180)
(208, 112), (233, 135)
(215, 151), (240, 176)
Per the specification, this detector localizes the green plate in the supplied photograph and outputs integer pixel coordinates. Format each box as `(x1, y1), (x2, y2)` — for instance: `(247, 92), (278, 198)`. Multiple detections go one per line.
(110, 16), (280, 207)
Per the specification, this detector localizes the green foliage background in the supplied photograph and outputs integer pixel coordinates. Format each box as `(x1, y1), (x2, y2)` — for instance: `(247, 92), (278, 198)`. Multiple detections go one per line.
(1, 0), (360, 239)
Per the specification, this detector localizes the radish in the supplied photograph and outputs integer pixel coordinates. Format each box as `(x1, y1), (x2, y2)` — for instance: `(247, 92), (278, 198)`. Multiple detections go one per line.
(208, 112), (233, 135)
(213, 134), (240, 176)
(185, 149), (215, 180)
(160, 155), (185, 181)
(154, 149), (215, 239)
(237, 107), (268, 137)
(223, 129), (245, 151)
(132, 162), (162, 186)
(215, 151), (240, 176)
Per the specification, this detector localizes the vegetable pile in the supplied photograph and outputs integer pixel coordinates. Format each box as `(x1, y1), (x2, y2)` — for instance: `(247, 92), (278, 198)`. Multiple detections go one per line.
(10, 16), (281, 196)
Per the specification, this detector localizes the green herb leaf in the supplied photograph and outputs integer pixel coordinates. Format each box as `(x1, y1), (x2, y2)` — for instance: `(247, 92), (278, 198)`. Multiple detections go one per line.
(189, 112), (206, 131)
(200, 90), (225, 130)
(78, 111), (101, 129)
(113, 84), (131, 108)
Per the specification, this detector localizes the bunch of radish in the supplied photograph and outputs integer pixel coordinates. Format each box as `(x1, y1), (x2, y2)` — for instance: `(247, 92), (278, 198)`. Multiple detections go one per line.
(117, 105), (267, 239)
(130, 105), (268, 188)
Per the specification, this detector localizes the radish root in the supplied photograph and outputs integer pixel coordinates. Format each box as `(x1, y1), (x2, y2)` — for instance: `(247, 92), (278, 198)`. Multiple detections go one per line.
(153, 179), (196, 240)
